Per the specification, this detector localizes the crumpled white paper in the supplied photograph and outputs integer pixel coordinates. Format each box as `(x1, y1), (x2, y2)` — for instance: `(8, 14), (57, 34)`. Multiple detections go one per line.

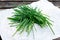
(0, 0), (60, 40)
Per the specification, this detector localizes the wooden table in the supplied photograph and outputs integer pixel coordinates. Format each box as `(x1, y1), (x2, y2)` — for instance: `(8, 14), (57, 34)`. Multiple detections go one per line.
(0, 0), (60, 9)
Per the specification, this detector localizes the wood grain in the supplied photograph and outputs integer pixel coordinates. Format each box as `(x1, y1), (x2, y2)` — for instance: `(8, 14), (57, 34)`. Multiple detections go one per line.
(0, 0), (60, 9)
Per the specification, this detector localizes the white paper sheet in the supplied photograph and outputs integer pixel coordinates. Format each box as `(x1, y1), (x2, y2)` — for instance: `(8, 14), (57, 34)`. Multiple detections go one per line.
(0, 0), (60, 40)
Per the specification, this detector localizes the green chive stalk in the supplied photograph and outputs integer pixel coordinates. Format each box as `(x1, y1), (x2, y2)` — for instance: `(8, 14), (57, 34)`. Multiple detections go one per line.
(8, 5), (55, 36)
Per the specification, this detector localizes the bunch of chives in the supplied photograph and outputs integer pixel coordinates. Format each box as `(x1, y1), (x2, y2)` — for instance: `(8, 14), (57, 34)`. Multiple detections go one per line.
(8, 5), (55, 36)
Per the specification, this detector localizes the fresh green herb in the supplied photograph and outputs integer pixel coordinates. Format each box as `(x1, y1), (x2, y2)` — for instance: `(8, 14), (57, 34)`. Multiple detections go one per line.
(8, 5), (55, 36)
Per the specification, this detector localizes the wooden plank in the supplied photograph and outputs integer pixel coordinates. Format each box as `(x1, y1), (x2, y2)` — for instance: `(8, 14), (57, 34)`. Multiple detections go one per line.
(49, 0), (60, 1)
(51, 2), (60, 7)
(0, 0), (60, 9)
(0, 2), (32, 9)
(0, 0), (38, 1)
(1, 0), (60, 1)
(53, 37), (60, 40)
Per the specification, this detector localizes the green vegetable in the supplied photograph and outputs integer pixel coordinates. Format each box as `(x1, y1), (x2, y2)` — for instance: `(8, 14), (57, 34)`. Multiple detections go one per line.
(8, 5), (55, 36)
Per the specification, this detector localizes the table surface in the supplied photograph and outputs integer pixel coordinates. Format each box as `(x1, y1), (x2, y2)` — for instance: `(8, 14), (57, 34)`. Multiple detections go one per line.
(0, 0), (60, 9)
